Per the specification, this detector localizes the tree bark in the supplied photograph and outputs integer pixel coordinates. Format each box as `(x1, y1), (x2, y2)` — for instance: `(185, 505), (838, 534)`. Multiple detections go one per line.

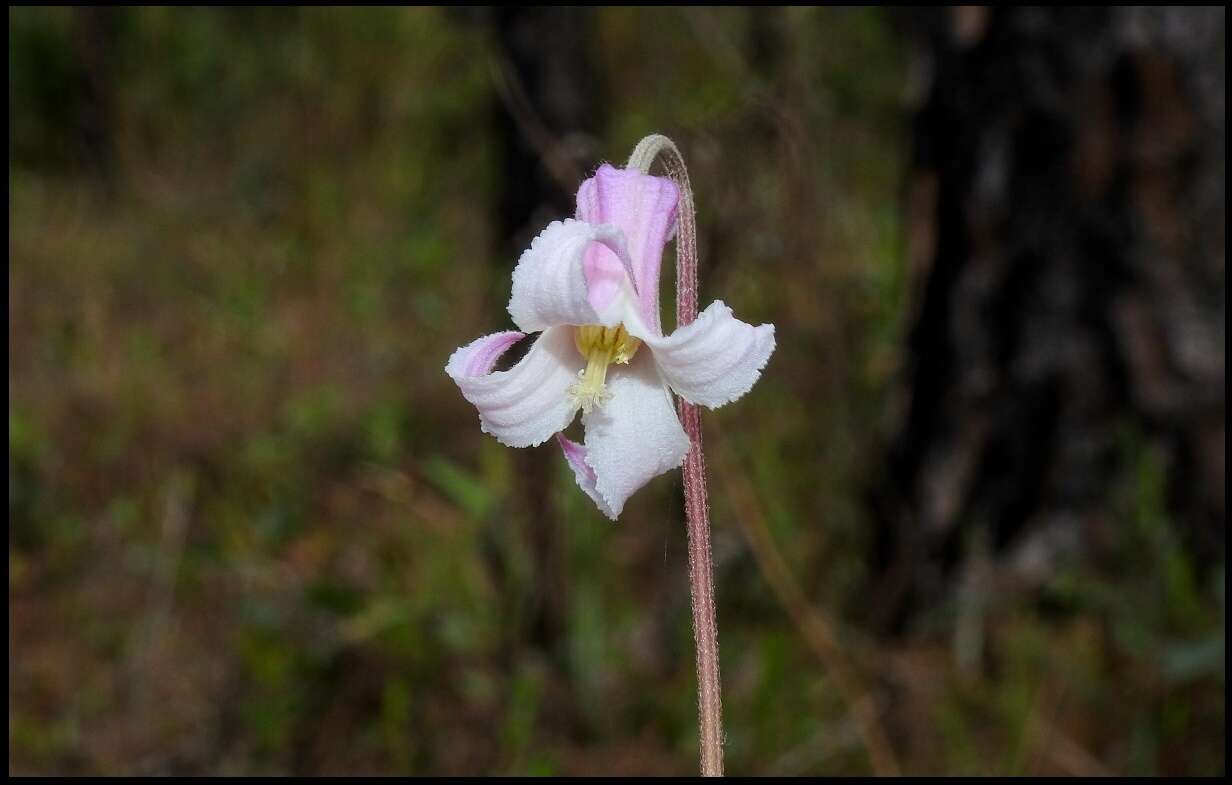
(74, 7), (118, 192)
(870, 7), (1225, 633)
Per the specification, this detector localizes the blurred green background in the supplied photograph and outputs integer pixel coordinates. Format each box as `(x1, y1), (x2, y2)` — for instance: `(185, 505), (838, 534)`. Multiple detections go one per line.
(8, 7), (1224, 775)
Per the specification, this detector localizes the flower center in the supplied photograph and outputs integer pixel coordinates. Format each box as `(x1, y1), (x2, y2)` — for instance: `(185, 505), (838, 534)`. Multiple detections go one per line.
(569, 324), (641, 413)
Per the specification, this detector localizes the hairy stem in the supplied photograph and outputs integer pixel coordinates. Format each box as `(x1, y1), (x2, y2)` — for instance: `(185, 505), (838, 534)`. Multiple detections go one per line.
(628, 134), (724, 777)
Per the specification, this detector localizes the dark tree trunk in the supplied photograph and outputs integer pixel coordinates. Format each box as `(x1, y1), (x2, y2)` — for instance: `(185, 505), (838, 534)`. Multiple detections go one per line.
(870, 7), (1225, 633)
(453, 7), (605, 731)
(490, 7), (604, 253)
(74, 6), (118, 192)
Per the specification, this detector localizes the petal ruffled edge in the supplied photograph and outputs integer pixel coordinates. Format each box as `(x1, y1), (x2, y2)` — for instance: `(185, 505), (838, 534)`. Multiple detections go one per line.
(445, 326), (582, 448)
(507, 218), (638, 333)
(630, 300), (776, 409)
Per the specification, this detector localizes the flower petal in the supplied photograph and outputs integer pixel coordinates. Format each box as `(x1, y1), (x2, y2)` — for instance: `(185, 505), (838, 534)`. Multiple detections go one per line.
(556, 435), (617, 520)
(508, 219), (636, 333)
(445, 326), (582, 448)
(580, 351), (691, 519)
(631, 300), (776, 409)
(576, 164), (679, 333)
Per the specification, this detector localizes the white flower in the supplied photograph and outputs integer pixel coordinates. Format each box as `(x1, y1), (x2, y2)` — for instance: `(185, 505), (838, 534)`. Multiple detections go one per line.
(446, 165), (775, 519)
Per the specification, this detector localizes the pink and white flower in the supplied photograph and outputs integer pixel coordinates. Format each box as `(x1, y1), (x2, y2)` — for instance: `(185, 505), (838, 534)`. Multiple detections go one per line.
(445, 164), (775, 519)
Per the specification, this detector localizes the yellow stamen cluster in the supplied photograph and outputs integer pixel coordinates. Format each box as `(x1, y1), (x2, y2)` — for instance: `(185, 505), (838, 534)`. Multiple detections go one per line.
(569, 324), (641, 413)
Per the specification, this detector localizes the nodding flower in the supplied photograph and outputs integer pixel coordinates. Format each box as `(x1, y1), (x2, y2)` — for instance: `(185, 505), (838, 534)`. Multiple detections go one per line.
(446, 164), (775, 519)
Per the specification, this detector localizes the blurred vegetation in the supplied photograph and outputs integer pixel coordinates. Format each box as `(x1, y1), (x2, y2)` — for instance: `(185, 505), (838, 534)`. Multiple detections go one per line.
(8, 7), (1224, 775)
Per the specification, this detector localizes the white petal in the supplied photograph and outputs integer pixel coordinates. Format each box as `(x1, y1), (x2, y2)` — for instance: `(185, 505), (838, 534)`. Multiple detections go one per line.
(556, 435), (617, 520)
(445, 326), (581, 448)
(631, 300), (776, 409)
(581, 351), (691, 519)
(507, 219), (637, 333)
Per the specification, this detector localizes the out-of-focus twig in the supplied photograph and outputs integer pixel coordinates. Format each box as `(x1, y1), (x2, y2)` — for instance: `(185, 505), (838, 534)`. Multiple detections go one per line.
(1023, 679), (1115, 777)
(125, 470), (194, 709)
(710, 428), (901, 776)
(488, 49), (585, 193)
(1036, 722), (1114, 778)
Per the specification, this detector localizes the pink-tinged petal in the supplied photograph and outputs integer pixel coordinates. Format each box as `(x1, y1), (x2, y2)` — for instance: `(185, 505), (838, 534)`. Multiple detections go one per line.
(508, 219), (636, 332)
(445, 326), (582, 448)
(576, 164), (679, 334)
(580, 352), (691, 519)
(556, 435), (616, 519)
(631, 300), (776, 409)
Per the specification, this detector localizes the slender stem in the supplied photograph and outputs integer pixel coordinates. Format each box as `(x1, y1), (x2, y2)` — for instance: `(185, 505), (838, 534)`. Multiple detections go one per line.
(629, 135), (724, 777)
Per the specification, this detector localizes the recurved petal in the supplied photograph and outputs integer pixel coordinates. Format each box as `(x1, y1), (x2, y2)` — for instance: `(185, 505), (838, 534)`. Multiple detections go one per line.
(556, 435), (617, 520)
(634, 300), (776, 409)
(580, 351), (691, 520)
(508, 219), (636, 333)
(576, 164), (680, 333)
(445, 326), (582, 448)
